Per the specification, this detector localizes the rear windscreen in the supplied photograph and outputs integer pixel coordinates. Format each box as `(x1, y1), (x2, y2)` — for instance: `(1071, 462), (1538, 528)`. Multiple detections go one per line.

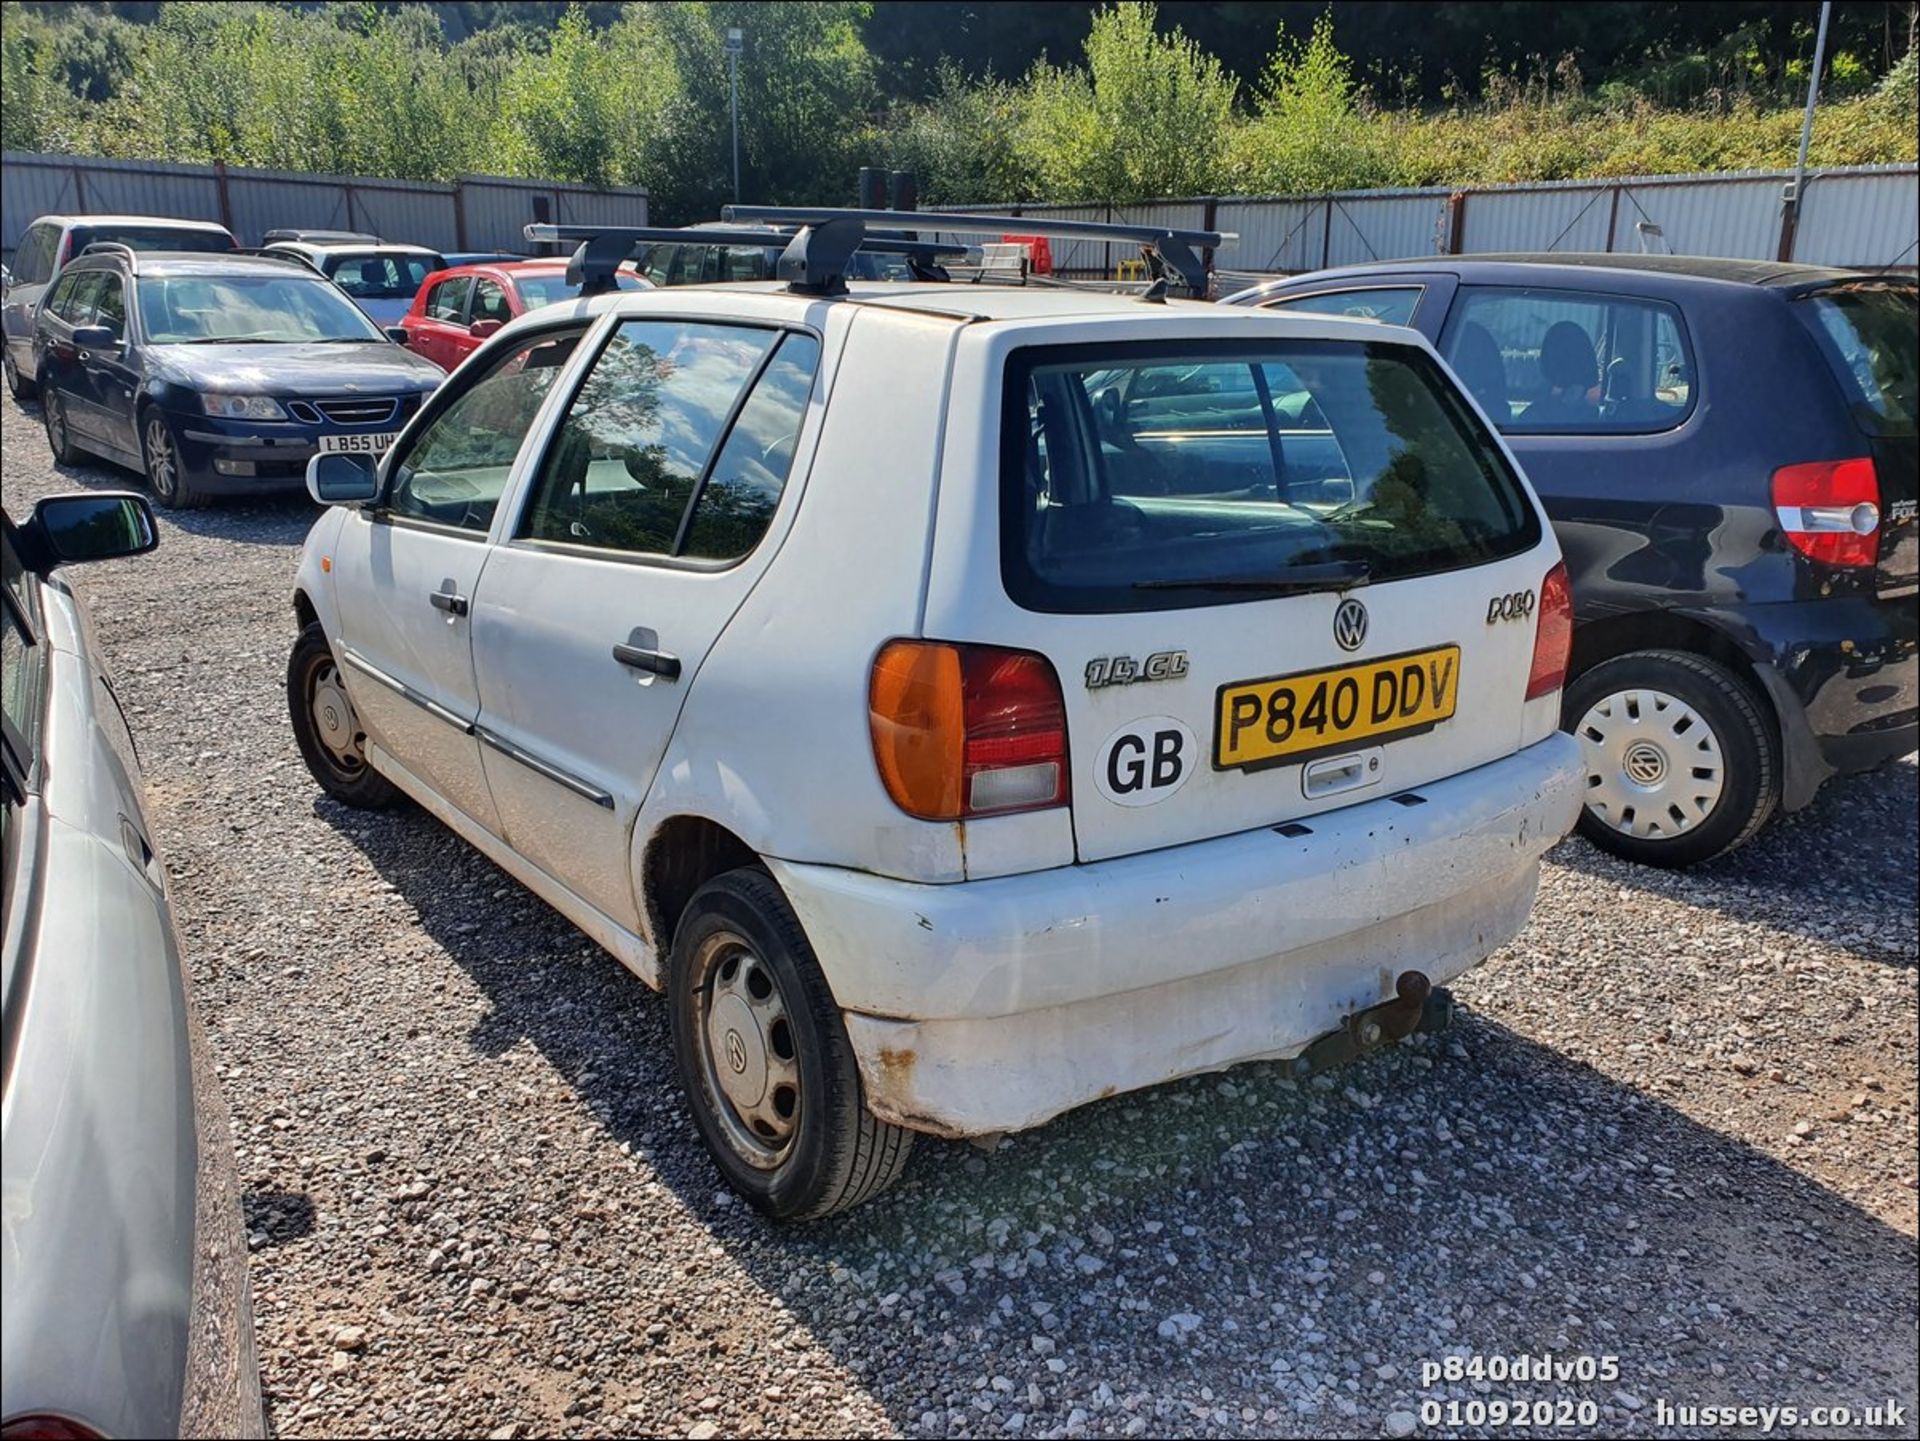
(1794, 285), (1918, 438)
(325, 252), (442, 299)
(74, 225), (231, 254)
(1002, 339), (1543, 613)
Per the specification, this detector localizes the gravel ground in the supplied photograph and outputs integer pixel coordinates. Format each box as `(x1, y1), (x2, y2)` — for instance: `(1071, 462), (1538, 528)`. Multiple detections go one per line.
(6, 397), (1916, 1441)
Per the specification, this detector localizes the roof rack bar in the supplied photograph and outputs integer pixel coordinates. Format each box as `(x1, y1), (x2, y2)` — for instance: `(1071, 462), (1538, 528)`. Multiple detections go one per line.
(722, 205), (1231, 249)
(721, 206), (1232, 298)
(79, 241), (138, 273)
(523, 222), (965, 297)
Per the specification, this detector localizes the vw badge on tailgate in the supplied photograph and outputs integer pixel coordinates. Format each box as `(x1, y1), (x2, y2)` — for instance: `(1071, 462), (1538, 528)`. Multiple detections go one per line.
(1333, 597), (1369, 652)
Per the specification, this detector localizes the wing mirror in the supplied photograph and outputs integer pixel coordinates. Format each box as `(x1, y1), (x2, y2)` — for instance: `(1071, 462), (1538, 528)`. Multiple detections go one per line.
(384, 326), (411, 345)
(22, 492), (157, 571)
(306, 452), (380, 506)
(70, 324), (118, 350)
(468, 318), (504, 340)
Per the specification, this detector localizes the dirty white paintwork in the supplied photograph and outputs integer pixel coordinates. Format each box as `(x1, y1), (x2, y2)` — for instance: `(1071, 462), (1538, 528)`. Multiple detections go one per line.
(293, 279), (1579, 1136)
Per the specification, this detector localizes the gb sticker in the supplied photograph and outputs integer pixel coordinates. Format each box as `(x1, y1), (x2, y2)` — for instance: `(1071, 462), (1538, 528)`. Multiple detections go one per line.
(1095, 716), (1197, 806)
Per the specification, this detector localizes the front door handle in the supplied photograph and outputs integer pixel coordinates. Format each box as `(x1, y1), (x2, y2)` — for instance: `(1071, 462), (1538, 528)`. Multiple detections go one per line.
(613, 641), (681, 680)
(429, 590), (469, 616)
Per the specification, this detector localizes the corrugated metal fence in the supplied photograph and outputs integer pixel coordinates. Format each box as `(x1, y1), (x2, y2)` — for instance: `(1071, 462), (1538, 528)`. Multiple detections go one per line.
(946, 164), (1917, 285)
(1, 152), (648, 261)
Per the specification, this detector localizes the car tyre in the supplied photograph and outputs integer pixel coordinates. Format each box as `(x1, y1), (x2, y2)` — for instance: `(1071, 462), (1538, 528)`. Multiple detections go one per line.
(141, 406), (210, 510)
(42, 389), (78, 464)
(4, 347), (35, 402)
(287, 621), (401, 809)
(669, 867), (913, 1220)
(1564, 649), (1777, 868)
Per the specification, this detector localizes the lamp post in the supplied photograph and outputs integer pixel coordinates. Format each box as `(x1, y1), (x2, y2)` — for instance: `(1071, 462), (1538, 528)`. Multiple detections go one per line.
(725, 26), (744, 204)
(1779, 0), (1832, 261)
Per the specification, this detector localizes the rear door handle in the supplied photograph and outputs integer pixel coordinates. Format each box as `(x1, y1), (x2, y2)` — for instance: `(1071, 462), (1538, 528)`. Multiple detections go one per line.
(429, 590), (469, 616)
(613, 642), (681, 680)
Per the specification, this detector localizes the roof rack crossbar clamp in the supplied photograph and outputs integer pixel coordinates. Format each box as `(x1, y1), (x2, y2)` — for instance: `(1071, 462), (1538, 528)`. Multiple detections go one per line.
(560, 230), (644, 297)
(776, 216), (865, 297)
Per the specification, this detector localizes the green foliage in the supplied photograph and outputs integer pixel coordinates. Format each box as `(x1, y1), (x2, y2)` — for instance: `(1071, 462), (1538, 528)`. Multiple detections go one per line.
(1232, 12), (1392, 194)
(2, 0), (1915, 213)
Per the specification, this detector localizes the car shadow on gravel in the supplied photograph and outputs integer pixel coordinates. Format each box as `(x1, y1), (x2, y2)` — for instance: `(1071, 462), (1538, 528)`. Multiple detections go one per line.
(329, 798), (1919, 1438)
(1549, 757), (1918, 967)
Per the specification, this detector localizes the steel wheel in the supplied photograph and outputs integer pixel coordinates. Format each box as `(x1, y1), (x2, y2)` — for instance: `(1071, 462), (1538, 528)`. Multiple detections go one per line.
(145, 413), (181, 502)
(306, 655), (368, 780)
(1576, 686), (1726, 839)
(692, 930), (802, 1169)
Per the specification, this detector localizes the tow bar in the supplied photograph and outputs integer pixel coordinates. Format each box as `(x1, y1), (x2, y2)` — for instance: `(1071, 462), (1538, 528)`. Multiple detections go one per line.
(1290, 970), (1454, 1080)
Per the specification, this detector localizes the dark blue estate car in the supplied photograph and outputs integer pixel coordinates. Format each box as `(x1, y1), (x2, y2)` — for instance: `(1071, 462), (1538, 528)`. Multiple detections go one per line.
(1225, 255), (1917, 866)
(31, 248), (443, 509)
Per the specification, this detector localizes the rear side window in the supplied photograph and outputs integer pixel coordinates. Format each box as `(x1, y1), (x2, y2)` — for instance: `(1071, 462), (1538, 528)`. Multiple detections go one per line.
(520, 320), (817, 562)
(1002, 339), (1542, 613)
(1442, 286), (1694, 434)
(1265, 287), (1423, 326)
(426, 276), (471, 321)
(1794, 285), (1917, 437)
(12, 224), (58, 284)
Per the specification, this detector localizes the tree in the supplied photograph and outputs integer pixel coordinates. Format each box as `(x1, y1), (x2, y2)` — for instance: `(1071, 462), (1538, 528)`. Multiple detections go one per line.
(1019, 1), (1240, 202)
(1232, 11), (1393, 193)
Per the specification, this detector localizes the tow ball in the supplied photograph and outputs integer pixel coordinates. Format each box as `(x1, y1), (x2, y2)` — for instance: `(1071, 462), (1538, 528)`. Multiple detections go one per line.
(1290, 970), (1454, 1080)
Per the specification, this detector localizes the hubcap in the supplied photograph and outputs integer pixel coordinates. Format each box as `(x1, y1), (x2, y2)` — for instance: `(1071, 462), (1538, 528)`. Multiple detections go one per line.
(694, 934), (800, 1168)
(1577, 687), (1725, 839)
(146, 417), (177, 497)
(308, 658), (365, 773)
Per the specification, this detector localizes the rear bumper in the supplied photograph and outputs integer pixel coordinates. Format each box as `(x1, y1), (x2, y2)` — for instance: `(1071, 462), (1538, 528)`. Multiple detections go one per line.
(1723, 591), (1919, 810)
(770, 732), (1583, 1137)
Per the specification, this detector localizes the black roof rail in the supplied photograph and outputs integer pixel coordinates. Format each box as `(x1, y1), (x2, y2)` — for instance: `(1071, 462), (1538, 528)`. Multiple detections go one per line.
(522, 222), (966, 297)
(722, 205), (1233, 299)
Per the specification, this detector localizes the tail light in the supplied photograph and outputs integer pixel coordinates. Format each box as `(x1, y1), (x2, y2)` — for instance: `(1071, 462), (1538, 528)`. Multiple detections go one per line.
(1525, 561), (1573, 701)
(869, 640), (1069, 821)
(3, 1418), (105, 1441)
(1771, 458), (1880, 568)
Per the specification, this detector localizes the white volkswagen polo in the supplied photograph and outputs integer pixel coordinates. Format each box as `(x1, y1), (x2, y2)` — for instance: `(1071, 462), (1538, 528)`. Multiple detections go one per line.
(287, 215), (1583, 1218)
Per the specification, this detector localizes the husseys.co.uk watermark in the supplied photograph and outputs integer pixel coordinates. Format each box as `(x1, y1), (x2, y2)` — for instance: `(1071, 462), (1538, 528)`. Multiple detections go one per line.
(1413, 1354), (1908, 1433)
(1652, 1399), (1909, 1432)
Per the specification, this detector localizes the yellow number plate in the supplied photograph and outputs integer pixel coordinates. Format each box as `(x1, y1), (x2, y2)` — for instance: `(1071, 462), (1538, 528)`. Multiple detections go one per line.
(1214, 645), (1462, 771)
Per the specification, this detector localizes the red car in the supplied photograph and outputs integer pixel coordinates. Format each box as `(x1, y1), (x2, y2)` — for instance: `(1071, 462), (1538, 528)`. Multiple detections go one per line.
(397, 259), (648, 370)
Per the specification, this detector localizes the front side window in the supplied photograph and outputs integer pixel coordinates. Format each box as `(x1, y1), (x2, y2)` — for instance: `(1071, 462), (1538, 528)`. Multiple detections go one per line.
(387, 328), (586, 533)
(472, 279), (512, 325)
(137, 274), (383, 344)
(61, 272), (105, 325)
(1441, 286), (1694, 433)
(1267, 287), (1423, 327)
(91, 273), (126, 339)
(426, 276), (471, 322)
(41, 272), (82, 321)
(1003, 338), (1541, 613)
(520, 320), (809, 559)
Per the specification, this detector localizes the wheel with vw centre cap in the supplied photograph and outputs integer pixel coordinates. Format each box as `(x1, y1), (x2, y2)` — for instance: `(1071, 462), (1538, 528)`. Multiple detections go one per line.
(286, 622), (400, 809)
(669, 867), (913, 1219)
(1564, 649), (1776, 867)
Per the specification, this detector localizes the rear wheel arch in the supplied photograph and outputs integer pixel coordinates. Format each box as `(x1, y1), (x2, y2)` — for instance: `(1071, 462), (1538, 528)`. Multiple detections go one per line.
(1568, 609), (1779, 748)
(641, 815), (761, 955)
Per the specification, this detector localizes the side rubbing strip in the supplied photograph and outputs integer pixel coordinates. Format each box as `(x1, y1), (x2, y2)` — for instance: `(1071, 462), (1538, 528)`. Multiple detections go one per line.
(340, 648), (476, 735)
(476, 727), (615, 810)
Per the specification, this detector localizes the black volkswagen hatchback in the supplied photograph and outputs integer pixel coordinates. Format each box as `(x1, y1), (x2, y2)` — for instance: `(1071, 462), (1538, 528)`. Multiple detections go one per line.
(32, 247), (443, 509)
(1225, 255), (1916, 866)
